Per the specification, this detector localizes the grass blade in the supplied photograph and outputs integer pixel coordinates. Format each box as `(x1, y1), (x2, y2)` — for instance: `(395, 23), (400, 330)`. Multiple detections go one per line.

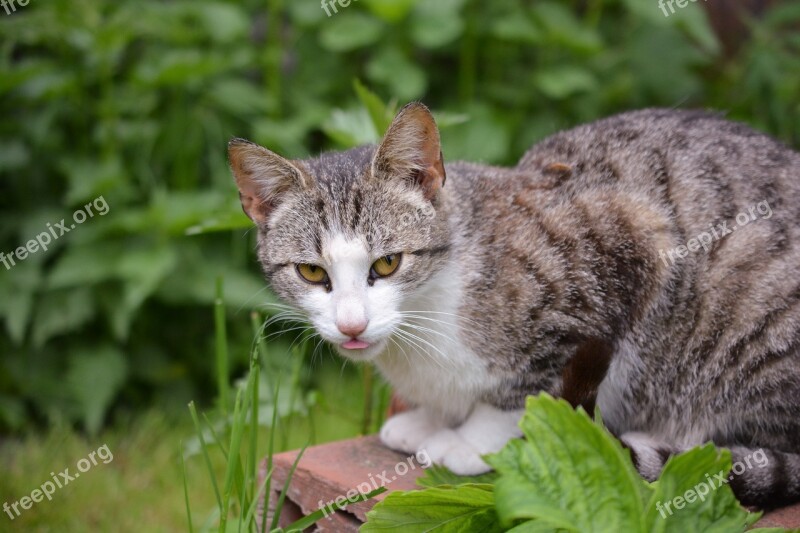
(220, 389), (246, 533)
(270, 442), (309, 531)
(180, 440), (196, 533)
(243, 466), (273, 528)
(215, 277), (230, 415)
(248, 361), (260, 515)
(261, 379), (281, 533)
(189, 401), (222, 511)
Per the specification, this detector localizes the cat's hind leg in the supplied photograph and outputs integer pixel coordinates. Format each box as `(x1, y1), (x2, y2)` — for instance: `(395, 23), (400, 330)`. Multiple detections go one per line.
(620, 432), (800, 508)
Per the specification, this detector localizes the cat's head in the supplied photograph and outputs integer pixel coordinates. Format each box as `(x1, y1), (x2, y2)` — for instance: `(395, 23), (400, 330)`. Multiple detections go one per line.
(229, 103), (451, 362)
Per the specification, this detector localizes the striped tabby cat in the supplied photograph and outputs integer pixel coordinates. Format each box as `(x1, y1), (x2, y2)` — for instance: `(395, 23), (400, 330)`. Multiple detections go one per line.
(229, 104), (800, 507)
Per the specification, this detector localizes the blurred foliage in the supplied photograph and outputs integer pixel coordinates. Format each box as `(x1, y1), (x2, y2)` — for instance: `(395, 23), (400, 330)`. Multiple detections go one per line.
(0, 0), (798, 435)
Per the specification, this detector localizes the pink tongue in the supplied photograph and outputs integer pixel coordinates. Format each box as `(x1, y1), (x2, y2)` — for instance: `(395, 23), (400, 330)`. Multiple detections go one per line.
(343, 339), (370, 350)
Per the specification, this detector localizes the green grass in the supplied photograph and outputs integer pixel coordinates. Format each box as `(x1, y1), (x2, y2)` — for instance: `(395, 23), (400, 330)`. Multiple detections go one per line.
(0, 412), (210, 532)
(0, 356), (373, 532)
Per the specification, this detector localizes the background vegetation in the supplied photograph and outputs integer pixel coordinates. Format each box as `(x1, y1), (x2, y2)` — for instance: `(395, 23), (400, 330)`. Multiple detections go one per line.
(0, 0), (798, 530)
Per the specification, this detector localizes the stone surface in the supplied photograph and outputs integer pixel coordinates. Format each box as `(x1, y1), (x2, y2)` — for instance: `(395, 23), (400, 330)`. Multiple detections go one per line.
(259, 435), (800, 531)
(259, 435), (425, 532)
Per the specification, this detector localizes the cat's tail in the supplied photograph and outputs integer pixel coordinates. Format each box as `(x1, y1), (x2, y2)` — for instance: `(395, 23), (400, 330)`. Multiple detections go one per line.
(620, 432), (800, 509)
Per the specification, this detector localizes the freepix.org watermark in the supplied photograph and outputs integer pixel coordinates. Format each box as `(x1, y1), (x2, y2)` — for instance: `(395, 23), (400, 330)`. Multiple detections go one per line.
(321, 0), (358, 17)
(317, 450), (431, 520)
(655, 448), (768, 519)
(1, 0), (30, 16)
(658, 200), (772, 267)
(0, 195), (110, 271)
(658, 0), (706, 18)
(3, 444), (113, 521)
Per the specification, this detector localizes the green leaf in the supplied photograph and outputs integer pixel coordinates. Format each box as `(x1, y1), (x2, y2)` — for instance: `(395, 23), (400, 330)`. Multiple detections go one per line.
(531, 2), (603, 53)
(486, 394), (647, 532)
(31, 288), (96, 348)
(0, 260), (41, 344)
(185, 210), (254, 235)
(319, 12), (383, 52)
(366, 47), (427, 101)
(490, 14), (543, 44)
(644, 445), (760, 532)
(353, 79), (395, 136)
(415, 464), (498, 488)
(65, 346), (128, 435)
(362, 484), (503, 533)
(410, 0), (465, 49)
(362, 0), (419, 23)
(534, 66), (597, 100)
(194, 2), (249, 43)
(322, 107), (380, 148)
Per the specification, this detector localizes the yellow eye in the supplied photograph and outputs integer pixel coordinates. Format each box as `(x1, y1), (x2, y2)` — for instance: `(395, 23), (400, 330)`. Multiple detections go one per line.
(371, 254), (402, 278)
(296, 264), (328, 284)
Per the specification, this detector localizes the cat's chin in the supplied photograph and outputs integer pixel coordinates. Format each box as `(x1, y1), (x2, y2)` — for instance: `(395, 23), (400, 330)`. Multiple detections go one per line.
(334, 339), (387, 362)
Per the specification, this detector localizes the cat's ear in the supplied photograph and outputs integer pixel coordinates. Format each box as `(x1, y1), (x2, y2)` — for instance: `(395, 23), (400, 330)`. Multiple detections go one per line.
(228, 139), (310, 224)
(372, 102), (446, 200)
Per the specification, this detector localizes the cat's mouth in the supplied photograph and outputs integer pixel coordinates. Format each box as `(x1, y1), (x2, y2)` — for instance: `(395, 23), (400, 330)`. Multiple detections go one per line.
(335, 337), (387, 361)
(342, 339), (370, 350)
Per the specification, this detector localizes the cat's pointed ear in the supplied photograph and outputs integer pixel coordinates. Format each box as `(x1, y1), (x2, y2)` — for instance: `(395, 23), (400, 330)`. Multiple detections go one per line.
(228, 139), (310, 224)
(372, 102), (446, 200)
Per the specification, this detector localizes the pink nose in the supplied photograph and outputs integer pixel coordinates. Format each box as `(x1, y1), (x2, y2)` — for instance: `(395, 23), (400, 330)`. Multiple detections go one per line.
(337, 320), (368, 338)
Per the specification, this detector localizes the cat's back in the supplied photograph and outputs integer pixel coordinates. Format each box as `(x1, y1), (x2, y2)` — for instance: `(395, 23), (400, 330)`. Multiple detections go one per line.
(516, 108), (800, 200)
(449, 108), (800, 243)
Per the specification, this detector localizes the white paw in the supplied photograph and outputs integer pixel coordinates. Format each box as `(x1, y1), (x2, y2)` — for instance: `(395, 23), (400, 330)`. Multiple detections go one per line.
(380, 409), (441, 454)
(456, 403), (524, 455)
(418, 429), (491, 476)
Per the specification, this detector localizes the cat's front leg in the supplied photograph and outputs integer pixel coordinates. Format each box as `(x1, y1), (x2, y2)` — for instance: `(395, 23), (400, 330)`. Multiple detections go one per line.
(417, 403), (524, 475)
(380, 408), (445, 454)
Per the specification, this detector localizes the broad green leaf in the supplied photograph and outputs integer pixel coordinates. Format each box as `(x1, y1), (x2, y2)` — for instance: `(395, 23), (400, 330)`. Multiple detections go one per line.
(0, 140), (31, 172)
(490, 14), (543, 44)
(31, 288), (96, 348)
(506, 520), (560, 533)
(362, 0), (419, 23)
(410, 0), (466, 49)
(319, 12), (383, 52)
(534, 66), (597, 100)
(415, 464), (497, 488)
(362, 484), (503, 533)
(486, 394), (647, 532)
(432, 112), (469, 130)
(322, 107), (380, 148)
(66, 345), (128, 435)
(531, 2), (603, 53)
(59, 156), (126, 206)
(366, 47), (427, 101)
(644, 445), (760, 533)
(194, 2), (249, 43)
(353, 79), (395, 136)
(0, 259), (41, 344)
(185, 210), (253, 235)
(440, 104), (509, 164)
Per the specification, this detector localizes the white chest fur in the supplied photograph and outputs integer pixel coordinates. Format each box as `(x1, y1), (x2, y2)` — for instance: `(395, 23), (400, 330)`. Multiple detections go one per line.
(375, 262), (499, 424)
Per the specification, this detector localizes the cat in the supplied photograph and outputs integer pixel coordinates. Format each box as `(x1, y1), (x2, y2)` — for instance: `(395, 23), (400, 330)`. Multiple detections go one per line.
(229, 103), (800, 508)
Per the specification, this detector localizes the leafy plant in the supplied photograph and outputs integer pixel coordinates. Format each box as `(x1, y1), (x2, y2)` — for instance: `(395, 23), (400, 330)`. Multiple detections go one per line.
(364, 395), (787, 532)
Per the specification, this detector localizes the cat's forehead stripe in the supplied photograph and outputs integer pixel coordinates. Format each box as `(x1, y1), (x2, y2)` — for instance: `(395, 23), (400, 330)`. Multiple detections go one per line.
(323, 233), (369, 265)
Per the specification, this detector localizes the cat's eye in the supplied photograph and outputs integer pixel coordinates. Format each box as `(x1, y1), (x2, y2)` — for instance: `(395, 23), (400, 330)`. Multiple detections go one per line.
(296, 263), (329, 285)
(370, 254), (402, 278)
